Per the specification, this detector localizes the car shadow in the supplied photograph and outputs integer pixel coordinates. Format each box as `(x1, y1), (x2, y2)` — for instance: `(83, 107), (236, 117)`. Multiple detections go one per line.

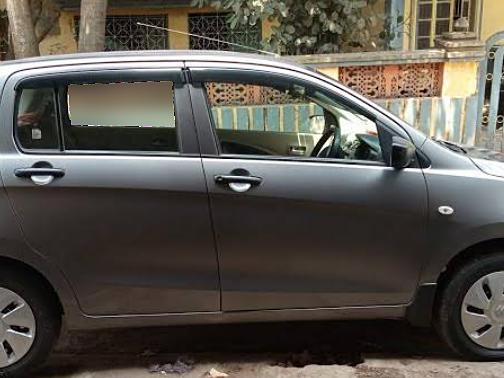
(37, 320), (456, 377)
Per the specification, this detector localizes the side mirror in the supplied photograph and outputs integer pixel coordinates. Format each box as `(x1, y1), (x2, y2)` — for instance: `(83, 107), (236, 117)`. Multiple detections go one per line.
(390, 136), (416, 169)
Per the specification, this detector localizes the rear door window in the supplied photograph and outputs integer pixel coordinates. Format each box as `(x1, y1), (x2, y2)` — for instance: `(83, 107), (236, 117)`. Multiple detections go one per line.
(64, 80), (178, 152)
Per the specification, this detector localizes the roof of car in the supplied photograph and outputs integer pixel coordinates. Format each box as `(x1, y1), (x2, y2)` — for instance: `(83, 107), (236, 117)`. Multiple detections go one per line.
(0, 50), (311, 73)
(0, 50), (428, 147)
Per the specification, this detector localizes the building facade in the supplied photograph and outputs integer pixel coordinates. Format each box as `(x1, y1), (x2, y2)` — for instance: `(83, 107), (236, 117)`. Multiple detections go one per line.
(0, 0), (502, 57)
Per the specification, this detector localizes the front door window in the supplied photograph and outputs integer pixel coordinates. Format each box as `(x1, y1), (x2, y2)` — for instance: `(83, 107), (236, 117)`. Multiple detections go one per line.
(203, 80), (383, 163)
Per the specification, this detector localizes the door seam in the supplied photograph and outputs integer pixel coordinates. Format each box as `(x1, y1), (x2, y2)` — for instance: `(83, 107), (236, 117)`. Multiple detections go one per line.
(184, 64), (223, 311)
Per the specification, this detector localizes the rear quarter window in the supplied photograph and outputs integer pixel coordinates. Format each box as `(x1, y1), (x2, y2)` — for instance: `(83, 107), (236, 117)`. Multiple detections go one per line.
(15, 87), (60, 151)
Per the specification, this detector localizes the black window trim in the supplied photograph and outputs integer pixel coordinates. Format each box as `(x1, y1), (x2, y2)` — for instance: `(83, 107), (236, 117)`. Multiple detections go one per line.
(12, 68), (201, 157)
(190, 67), (400, 168)
(56, 83), (182, 156)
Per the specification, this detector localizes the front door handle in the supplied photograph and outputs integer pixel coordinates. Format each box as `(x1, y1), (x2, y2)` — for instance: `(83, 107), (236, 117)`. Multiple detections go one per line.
(214, 174), (262, 193)
(15, 167), (65, 186)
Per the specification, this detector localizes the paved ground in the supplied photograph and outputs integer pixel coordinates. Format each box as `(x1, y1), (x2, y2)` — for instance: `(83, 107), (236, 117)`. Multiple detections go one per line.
(36, 320), (504, 378)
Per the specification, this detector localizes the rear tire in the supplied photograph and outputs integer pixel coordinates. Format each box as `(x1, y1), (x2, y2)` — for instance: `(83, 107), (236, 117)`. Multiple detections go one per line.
(0, 268), (61, 377)
(435, 253), (504, 360)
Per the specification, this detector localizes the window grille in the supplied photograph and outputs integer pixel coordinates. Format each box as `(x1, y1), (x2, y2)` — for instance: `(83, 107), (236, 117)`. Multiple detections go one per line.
(75, 15), (168, 51)
(188, 13), (261, 51)
(339, 63), (443, 99)
(415, 0), (479, 49)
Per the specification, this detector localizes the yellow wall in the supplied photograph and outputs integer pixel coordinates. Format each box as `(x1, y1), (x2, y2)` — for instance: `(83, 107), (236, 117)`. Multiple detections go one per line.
(317, 67), (339, 80)
(480, 0), (504, 42)
(441, 61), (479, 97)
(403, 0), (414, 51)
(168, 8), (188, 49)
(40, 11), (78, 55)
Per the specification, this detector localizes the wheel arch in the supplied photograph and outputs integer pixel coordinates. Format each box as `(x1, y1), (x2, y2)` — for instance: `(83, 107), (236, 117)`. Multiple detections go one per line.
(0, 255), (63, 314)
(407, 237), (504, 327)
(436, 238), (504, 288)
(0, 240), (82, 328)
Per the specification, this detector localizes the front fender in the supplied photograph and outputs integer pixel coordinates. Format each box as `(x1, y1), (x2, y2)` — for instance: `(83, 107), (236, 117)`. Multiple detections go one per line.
(420, 222), (504, 283)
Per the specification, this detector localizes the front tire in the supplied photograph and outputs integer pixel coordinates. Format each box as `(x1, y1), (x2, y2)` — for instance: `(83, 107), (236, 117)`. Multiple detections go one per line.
(0, 268), (61, 377)
(435, 253), (504, 360)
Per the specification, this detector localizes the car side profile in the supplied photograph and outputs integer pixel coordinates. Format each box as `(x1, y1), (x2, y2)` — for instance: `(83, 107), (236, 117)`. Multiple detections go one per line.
(1, 51), (504, 376)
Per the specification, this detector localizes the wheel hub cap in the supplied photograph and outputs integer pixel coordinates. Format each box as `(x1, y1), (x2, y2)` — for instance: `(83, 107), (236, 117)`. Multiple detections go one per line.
(461, 271), (504, 350)
(492, 303), (504, 322)
(0, 288), (36, 368)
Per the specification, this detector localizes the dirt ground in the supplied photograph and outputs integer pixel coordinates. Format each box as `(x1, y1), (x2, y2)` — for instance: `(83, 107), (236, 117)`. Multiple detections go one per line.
(36, 320), (504, 378)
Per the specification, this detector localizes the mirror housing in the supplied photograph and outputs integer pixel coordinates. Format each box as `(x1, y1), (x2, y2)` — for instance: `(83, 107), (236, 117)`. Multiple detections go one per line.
(390, 136), (416, 169)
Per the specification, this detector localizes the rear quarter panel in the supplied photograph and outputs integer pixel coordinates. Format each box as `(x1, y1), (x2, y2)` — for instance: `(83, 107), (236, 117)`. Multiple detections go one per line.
(0, 65), (82, 325)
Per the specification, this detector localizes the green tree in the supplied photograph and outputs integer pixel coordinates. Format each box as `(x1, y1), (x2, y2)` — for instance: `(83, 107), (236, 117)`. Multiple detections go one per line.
(191, 0), (398, 54)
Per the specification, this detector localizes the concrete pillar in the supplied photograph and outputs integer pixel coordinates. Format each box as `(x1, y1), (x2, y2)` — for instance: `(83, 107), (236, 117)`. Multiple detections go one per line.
(168, 9), (189, 50)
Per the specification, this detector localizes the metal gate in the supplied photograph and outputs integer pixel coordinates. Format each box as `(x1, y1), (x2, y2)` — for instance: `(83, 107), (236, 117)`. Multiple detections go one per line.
(477, 31), (504, 150)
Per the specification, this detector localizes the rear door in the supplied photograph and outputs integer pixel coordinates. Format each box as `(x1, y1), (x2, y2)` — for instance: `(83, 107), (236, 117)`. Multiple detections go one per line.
(189, 64), (428, 312)
(0, 64), (220, 316)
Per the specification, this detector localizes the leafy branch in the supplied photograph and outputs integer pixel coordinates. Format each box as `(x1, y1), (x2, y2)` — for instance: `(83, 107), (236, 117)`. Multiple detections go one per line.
(191, 0), (403, 54)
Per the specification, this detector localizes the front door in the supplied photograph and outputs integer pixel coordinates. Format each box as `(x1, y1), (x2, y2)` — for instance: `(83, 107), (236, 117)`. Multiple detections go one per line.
(0, 66), (220, 316)
(190, 66), (428, 311)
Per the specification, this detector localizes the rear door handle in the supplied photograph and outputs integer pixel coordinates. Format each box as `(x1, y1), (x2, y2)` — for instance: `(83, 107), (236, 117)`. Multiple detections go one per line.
(15, 168), (65, 178)
(15, 167), (65, 186)
(214, 175), (262, 193)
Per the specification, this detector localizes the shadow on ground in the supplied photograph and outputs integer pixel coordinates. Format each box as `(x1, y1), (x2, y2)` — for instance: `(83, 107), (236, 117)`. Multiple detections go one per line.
(36, 320), (456, 377)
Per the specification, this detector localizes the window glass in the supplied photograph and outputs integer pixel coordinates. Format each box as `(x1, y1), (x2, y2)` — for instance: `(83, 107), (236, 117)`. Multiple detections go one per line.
(204, 81), (383, 162)
(64, 81), (178, 152)
(16, 88), (59, 150)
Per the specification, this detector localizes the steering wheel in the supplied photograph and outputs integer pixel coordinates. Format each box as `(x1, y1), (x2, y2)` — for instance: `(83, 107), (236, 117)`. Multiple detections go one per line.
(310, 108), (344, 158)
(325, 124), (343, 158)
(310, 124), (344, 158)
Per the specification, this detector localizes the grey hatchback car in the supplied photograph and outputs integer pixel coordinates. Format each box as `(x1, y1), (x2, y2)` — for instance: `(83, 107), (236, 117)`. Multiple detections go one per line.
(1, 51), (504, 376)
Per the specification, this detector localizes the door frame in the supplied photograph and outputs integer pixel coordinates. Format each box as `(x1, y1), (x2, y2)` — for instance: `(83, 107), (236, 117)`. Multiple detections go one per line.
(0, 62), (200, 157)
(186, 62), (430, 312)
(185, 62), (416, 163)
(0, 62), (223, 317)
